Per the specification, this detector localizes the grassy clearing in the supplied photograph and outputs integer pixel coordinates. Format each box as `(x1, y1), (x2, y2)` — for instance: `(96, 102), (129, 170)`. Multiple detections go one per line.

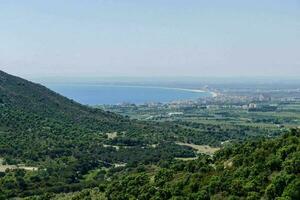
(106, 132), (118, 139)
(0, 158), (38, 172)
(176, 142), (220, 155)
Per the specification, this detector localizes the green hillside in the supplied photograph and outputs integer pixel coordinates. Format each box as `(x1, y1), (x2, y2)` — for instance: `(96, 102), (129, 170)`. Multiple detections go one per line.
(0, 71), (198, 198)
(0, 71), (299, 199)
(0, 70), (201, 163)
(0, 70), (130, 131)
(1, 129), (297, 200)
(104, 129), (300, 200)
(27, 129), (298, 200)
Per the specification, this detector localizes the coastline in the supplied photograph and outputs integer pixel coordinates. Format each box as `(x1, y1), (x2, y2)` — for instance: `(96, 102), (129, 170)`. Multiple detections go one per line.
(45, 83), (219, 105)
(45, 82), (217, 98)
(175, 88), (218, 97)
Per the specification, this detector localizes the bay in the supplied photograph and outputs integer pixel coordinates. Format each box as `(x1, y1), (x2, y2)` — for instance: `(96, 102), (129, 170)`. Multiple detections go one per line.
(45, 83), (211, 105)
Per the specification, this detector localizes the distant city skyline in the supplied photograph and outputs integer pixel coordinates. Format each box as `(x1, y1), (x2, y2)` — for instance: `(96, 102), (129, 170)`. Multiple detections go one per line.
(1, 0), (300, 78)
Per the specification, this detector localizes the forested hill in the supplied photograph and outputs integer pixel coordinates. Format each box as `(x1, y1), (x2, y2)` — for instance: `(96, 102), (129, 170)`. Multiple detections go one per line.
(0, 70), (299, 199)
(104, 129), (300, 200)
(0, 71), (198, 176)
(0, 70), (195, 135)
(0, 70), (125, 129)
(0, 70), (240, 150)
(0, 71), (202, 198)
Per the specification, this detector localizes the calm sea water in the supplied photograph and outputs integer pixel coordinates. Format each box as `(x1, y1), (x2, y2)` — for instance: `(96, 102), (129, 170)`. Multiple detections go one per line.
(45, 83), (211, 105)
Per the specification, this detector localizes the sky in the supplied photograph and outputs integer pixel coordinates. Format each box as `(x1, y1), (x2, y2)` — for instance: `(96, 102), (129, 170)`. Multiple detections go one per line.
(0, 0), (300, 78)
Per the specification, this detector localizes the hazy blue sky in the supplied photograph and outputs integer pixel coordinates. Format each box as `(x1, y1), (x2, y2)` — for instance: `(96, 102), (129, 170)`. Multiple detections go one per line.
(0, 0), (299, 78)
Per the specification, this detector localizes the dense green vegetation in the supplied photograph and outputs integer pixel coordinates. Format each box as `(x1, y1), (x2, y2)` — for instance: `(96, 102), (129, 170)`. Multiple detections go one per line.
(0, 70), (299, 199)
(100, 101), (298, 146)
(104, 129), (300, 200)
(3, 129), (297, 200)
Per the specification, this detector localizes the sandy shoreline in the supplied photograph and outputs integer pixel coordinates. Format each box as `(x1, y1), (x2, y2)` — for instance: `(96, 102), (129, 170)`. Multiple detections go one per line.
(173, 88), (218, 97)
(77, 84), (219, 97)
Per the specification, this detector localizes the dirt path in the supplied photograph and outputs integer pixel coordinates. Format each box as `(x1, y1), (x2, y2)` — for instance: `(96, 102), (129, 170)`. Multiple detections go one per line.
(0, 158), (38, 172)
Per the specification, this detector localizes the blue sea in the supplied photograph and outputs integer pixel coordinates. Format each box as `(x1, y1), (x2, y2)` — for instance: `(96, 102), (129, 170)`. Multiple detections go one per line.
(45, 83), (211, 105)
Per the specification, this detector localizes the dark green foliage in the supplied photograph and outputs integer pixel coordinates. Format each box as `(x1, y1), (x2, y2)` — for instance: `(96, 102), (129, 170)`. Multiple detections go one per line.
(105, 130), (300, 199)
(0, 71), (299, 199)
(0, 71), (196, 198)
